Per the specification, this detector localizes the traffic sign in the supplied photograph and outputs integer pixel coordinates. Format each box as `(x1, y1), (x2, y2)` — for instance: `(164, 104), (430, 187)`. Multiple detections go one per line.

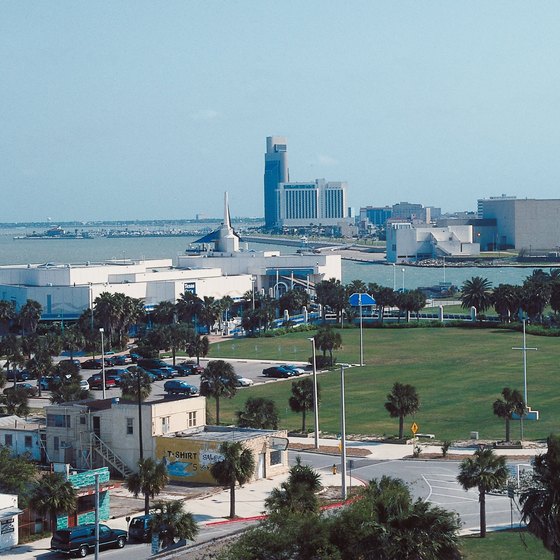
(411, 422), (419, 435)
(348, 292), (376, 306)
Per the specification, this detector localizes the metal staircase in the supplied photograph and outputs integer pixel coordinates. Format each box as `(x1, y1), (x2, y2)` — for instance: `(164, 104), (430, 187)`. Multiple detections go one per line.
(90, 433), (134, 478)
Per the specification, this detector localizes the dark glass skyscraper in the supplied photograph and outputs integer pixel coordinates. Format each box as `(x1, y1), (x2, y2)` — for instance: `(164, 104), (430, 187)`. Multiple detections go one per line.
(264, 136), (289, 229)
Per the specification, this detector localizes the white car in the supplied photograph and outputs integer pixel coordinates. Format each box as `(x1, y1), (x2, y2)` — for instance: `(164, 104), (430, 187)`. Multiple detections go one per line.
(79, 379), (90, 391)
(235, 375), (254, 387)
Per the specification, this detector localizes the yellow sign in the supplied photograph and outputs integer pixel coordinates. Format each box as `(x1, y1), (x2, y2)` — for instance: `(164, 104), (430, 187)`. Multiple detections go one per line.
(411, 422), (419, 435)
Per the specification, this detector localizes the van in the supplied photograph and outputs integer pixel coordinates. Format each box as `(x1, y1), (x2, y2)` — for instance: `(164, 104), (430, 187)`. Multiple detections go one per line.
(50, 523), (127, 557)
(128, 514), (152, 542)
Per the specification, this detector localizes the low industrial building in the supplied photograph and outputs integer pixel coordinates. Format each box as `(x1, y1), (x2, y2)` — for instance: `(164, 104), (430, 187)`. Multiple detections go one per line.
(0, 415), (45, 463)
(155, 425), (289, 484)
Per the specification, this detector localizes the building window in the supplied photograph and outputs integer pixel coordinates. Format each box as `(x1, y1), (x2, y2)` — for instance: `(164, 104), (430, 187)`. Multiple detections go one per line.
(80, 416), (86, 425)
(24, 436), (32, 448)
(188, 411), (197, 427)
(53, 437), (59, 451)
(126, 418), (133, 435)
(161, 417), (170, 434)
(270, 450), (282, 466)
(47, 414), (71, 428)
(4, 434), (12, 447)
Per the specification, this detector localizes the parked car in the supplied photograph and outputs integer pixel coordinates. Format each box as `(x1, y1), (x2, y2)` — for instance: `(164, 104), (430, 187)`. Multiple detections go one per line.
(235, 375), (254, 387)
(59, 359), (82, 370)
(79, 379), (90, 391)
(111, 355), (133, 365)
(128, 514), (153, 542)
(6, 370), (31, 382)
(4, 383), (39, 397)
(50, 523), (127, 557)
(163, 380), (199, 396)
(87, 375), (117, 390)
(129, 352), (141, 363)
(81, 359), (103, 370)
(104, 368), (128, 386)
(176, 360), (204, 374)
(125, 366), (159, 383)
(280, 364), (306, 375)
(155, 366), (179, 379)
(262, 366), (295, 378)
(137, 358), (170, 371)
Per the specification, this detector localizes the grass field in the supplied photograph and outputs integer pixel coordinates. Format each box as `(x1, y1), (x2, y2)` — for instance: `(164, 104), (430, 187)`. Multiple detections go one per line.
(206, 326), (559, 441)
(461, 530), (551, 559)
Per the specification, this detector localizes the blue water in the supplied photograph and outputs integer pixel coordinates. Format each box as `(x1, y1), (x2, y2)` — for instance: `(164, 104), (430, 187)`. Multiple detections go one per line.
(0, 230), (552, 289)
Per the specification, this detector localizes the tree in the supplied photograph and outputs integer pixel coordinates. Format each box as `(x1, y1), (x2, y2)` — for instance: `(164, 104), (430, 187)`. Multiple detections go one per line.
(314, 326), (342, 365)
(457, 447), (508, 537)
(0, 300), (16, 337)
(125, 458), (169, 516)
(279, 289), (309, 316)
(384, 382), (420, 439)
(370, 285), (395, 324)
(460, 276), (493, 315)
(210, 441), (255, 518)
(0, 387), (30, 416)
(492, 284), (520, 323)
(29, 472), (77, 532)
(151, 499), (199, 549)
(289, 377), (319, 433)
(60, 326), (85, 360)
(265, 456), (322, 515)
(176, 291), (203, 325)
(18, 299), (43, 336)
(0, 447), (38, 506)
(200, 360), (238, 425)
(520, 434), (560, 559)
(237, 397), (279, 429)
(185, 332), (210, 365)
(151, 300), (177, 326)
(492, 387), (524, 442)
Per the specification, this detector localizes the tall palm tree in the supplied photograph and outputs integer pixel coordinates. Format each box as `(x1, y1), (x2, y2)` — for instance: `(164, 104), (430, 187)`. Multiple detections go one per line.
(460, 276), (493, 315)
(61, 326), (85, 360)
(457, 447), (508, 537)
(314, 326), (342, 365)
(200, 360), (238, 424)
(0, 300), (16, 337)
(210, 441), (255, 518)
(151, 499), (198, 549)
(289, 378), (319, 433)
(125, 458), (169, 516)
(384, 382), (420, 439)
(29, 472), (77, 533)
(492, 387), (524, 442)
(185, 332), (209, 365)
(520, 434), (560, 560)
(0, 334), (24, 388)
(176, 292), (203, 326)
(151, 300), (176, 326)
(18, 299), (43, 336)
(492, 284), (520, 323)
(0, 387), (30, 417)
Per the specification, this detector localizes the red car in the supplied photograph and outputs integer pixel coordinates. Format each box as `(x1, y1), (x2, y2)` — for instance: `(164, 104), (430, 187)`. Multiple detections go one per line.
(87, 375), (116, 390)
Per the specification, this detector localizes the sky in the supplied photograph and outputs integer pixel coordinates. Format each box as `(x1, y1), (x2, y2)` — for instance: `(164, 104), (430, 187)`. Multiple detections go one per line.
(2, 1), (560, 222)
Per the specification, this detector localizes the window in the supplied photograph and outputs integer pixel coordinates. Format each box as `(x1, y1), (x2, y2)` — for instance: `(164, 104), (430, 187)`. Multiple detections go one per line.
(47, 414), (71, 428)
(161, 417), (170, 434)
(270, 450), (282, 466)
(24, 436), (32, 448)
(188, 411), (197, 427)
(80, 416), (86, 425)
(53, 437), (59, 451)
(4, 434), (12, 447)
(126, 418), (134, 435)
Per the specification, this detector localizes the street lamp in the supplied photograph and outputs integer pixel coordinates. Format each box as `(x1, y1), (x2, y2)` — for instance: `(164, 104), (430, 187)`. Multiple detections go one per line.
(401, 268), (405, 292)
(308, 337), (320, 450)
(359, 297), (364, 366)
(392, 263), (396, 291)
(251, 277), (256, 311)
(99, 328), (106, 400)
(340, 364), (347, 500)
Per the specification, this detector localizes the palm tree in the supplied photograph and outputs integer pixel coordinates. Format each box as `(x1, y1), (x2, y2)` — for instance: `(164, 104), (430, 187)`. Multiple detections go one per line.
(493, 387), (524, 442)
(289, 378), (319, 433)
(492, 284), (520, 323)
(384, 382), (420, 439)
(151, 499), (198, 549)
(265, 456), (322, 515)
(237, 397), (279, 429)
(520, 434), (560, 560)
(200, 360), (238, 424)
(0, 387), (30, 416)
(0, 334), (24, 388)
(121, 367), (152, 460)
(314, 326), (342, 365)
(370, 286), (395, 324)
(185, 332), (209, 365)
(18, 299), (42, 336)
(61, 326), (85, 360)
(125, 458), (169, 516)
(176, 292), (203, 326)
(210, 441), (255, 518)
(151, 300), (177, 326)
(457, 447), (508, 537)
(461, 276), (493, 315)
(29, 472), (77, 533)
(0, 300), (16, 337)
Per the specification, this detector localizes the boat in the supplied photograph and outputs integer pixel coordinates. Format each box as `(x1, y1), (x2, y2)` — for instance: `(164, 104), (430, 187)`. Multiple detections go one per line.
(13, 226), (94, 240)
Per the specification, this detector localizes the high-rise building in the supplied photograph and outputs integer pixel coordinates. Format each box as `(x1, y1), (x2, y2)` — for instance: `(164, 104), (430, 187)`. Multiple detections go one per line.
(264, 136), (289, 228)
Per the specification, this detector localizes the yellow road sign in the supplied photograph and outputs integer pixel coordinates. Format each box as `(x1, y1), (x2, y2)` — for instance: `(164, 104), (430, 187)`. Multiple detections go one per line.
(411, 422), (419, 435)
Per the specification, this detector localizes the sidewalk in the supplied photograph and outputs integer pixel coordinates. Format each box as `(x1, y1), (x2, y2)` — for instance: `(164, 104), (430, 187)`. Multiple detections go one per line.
(1, 437), (544, 559)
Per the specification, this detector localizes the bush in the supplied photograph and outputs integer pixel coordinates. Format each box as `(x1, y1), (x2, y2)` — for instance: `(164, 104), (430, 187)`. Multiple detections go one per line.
(441, 440), (452, 457)
(309, 355), (335, 369)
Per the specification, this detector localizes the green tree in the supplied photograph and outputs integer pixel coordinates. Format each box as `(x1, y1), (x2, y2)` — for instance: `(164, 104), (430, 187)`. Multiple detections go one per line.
(492, 284), (521, 323)
(185, 332), (210, 365)
(29, 472), (77, 532)
(314, 326), (342, 365)
(0, 387), (30, 416)
(520, 434), (560, 560)
(0, 300), (16, 337)
(18, 299), (43, 336)
(176, 291), (203, 325)
(370, 285), (395, 324)
(457, 447), (508, 537)
(492, 387), (524, 442)
(289, 377), (319, 433)
(125, 458), (169, 516)
(237, 397), (279, 429)
(210, 441), (255, 518)
(200, 360), (238, 425)
(60, 326), (85, 360)
(0, 447), (38, 506)
(461, 276), (493, 315)
(265, 456), (322, 515)
(151, 499), (199, 549)
(151, 300), (177, 326)
(384, 382), (420, 439)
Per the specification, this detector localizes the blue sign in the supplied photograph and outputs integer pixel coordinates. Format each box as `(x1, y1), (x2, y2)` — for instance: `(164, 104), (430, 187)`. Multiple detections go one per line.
(348, 293), (376, 306)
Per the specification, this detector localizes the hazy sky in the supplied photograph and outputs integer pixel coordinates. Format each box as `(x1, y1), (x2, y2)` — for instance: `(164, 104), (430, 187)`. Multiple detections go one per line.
(2, 2), (560, 222)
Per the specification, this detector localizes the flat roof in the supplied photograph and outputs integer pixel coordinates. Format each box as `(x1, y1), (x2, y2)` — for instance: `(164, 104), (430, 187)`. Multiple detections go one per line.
(164, 426), (278, 443)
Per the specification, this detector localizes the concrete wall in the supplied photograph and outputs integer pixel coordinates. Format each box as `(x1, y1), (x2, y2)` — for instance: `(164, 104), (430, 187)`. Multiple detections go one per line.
(0, 494), (19, 551)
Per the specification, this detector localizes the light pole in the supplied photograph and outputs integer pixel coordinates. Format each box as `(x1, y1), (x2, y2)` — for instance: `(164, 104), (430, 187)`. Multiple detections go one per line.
(392, 263), (396, 291)
(251, 277), (255, 311)
(308, 337), (320, 449)
(99, 328), (106, 400)
(401, 268), (405, 292)
(340, 364), (347, 500)
(94, 471), (100, 560)
(359, 296), (364, 366)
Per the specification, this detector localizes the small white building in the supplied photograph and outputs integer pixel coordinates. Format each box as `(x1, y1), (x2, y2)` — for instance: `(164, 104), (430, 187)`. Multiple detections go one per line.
(0, 415), (45, 462)
(45, 396), (207, 477)
(0, 494), (22, 551)
(386, 223), (480, 263)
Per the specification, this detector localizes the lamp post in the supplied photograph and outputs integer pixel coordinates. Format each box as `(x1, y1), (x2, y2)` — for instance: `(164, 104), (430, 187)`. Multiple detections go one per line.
(251, 277), (255, 311)
(308, 337), (320, 449)
(392, 263), (396, 291)
(359, 296), (364, 366)
(402, 268), (405, 292)
(340, 364), (347, 500)
(94, 471), (100, 560)
(99, 328), (106, 400)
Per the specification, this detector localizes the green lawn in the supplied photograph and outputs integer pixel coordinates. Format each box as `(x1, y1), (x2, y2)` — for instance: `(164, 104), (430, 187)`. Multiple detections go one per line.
(206, 326), (559, 441)
(461, 530), (551, 559)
